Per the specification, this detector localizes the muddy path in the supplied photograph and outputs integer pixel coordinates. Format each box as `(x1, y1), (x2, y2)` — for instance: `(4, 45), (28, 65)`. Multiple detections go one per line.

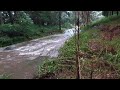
(0, 28), (75, 79)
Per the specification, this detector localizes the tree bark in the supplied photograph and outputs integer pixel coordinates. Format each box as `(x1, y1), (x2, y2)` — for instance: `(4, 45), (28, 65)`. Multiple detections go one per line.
(8, 11), (14, 24)
(76, 11), (81, 79)
(14, 11), (19, 23)
(117, 11), (119, 15)
(86, 11), (91, 25)
(59, 11), (62, 30)
(112, 11), (113, 15)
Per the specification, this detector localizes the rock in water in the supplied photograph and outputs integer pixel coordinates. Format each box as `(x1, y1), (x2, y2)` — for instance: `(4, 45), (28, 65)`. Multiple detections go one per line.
(4, 47), (12, 50)
(4, 46), (14, 50)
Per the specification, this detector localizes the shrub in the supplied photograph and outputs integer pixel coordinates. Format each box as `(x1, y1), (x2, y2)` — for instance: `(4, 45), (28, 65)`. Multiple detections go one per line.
(0, 24), (25, 37)
(0, 74), (11, 79)
(0, 24), (41, 38)
(82, 14), (120, 30)
(0, 36), (13, 47)
(38, 59), (59, 76)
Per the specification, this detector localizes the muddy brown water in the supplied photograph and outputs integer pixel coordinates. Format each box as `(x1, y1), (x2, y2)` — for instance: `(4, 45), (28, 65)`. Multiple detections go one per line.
(0, 28), (75, 79)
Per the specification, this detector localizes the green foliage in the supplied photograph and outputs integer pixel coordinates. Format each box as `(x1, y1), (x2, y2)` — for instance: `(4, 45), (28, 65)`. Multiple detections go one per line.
(0, 24), (39, 46)
(37, 13), (120, 79)
(26, 11), (73, 26)
(82, 14), (120, 30)
(0, 11), (73, 47)
(0, 24), (40, 39)
(17, 11), (34, 25)
(80, 30), (93, 51)
(0, 24), (25, 37)
(62, 23), (73, 29)
(102, 11), (120, 17)
(81, 14), (120, 75)
(59, 37), (76, 57)
(102, 11), (109, 17)
(101, 37), (120, 64)
(0, 74), (10, 79)
(0, 36), (12, 47)
(103, 53), (120, 64)
(0, 23), (64, 47)
(92, 14), (120, 25)
(38, 59), (59, 76)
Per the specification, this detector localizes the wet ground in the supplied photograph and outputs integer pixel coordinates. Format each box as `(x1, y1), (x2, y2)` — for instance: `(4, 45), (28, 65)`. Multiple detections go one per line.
(0, 28), (75, 79)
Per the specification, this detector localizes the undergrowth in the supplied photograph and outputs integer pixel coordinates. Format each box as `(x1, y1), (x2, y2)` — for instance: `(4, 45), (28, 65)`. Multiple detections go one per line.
(82, 14), (120, 30)
(37, 14), (120, 79)
(0, 74), (11, 79)
(37, 59), (59, 77)
(0, 23), (71, 47)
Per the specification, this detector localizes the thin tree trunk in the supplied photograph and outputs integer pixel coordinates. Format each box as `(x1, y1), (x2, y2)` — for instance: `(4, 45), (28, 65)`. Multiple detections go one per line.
(76, 11), (81, 79)
(117, 11), (119, 15)
(86, 11), (89, 24)
(59, 11), (62, 30)
(75, 11), (79, 79)
(108, 11), (110, 16)
(86, 11), (90, 25)
(2, 11), (7, 23)
(106, 11), (108, 17)
(8, 11), (14, 24)
(14, 11), (18, 23)
(112, 11), (113, 15)
(110, 11), (112, 16)
(0, 11), (3, 24)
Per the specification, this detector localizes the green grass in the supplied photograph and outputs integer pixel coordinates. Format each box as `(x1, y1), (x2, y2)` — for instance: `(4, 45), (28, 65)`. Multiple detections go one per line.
(101, 36), (120, 64)
(37, 15), (120, 79)
(81, 15), (120, 73)
(0, 74), (11, 79)
(82, 14), (120, 30)
(36, 29), (99, 78)
(36, 28), (101, 78)
(62, 23), (73, 29)
(59, 37), (76, 58)
(37, 58), (60, 77)
(59, 29), (100, 58)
